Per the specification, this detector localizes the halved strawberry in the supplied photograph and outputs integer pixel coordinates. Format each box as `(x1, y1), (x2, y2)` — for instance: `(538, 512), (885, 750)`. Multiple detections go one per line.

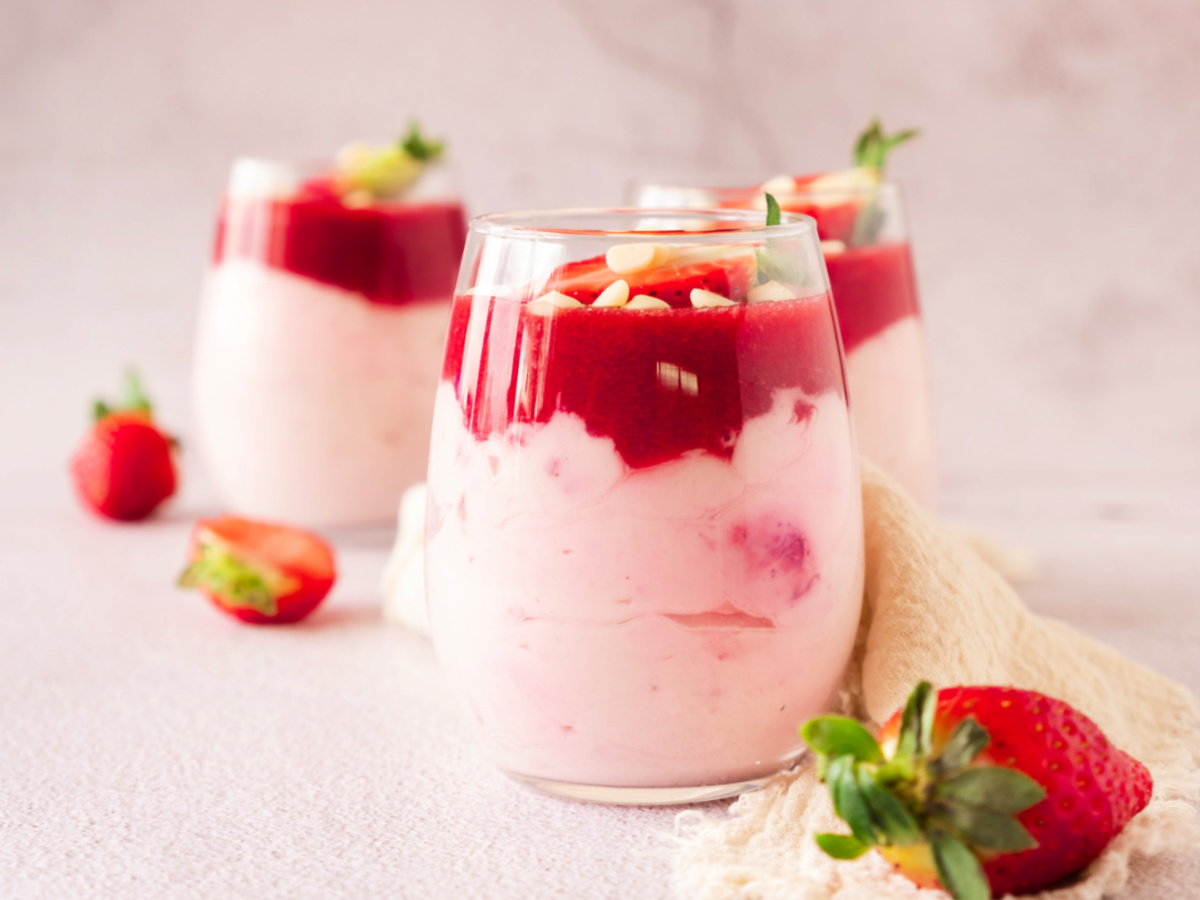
(542, 246), (757, 308)
(178, 516), (336, 625)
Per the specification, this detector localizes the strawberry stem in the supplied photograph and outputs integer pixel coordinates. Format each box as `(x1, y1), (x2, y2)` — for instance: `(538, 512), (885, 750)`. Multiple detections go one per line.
(91, 369), (155, 422)
(178, 542), (278, 616)
(764, 192), (781, 227)
(399, 121), (445, 163)
(853, 119), (920, 174)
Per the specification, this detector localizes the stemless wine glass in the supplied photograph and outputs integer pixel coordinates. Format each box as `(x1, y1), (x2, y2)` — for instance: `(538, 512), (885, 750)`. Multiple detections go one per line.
(425, 208), (865, 804)
(636, 179), (937, 507)
(193, 156), (466, 527)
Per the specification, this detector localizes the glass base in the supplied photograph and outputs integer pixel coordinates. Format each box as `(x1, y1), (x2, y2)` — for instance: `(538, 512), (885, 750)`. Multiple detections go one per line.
(506, 772), (772, 806)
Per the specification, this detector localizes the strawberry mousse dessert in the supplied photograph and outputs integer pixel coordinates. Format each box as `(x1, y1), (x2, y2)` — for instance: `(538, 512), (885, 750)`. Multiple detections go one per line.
(636, 121), (937, 506)
(194, 125), (467, 526)
(425, 208), (865, 804)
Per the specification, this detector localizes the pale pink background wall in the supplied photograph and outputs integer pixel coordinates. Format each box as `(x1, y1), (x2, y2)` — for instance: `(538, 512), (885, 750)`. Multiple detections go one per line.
(3, 0), (1200, 512)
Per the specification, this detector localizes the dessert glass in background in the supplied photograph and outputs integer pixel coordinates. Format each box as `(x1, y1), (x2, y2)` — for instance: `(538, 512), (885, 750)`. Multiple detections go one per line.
(634, 127), (938, 506)
(193, 128), (467, 527)
(426, 208), (865, 804)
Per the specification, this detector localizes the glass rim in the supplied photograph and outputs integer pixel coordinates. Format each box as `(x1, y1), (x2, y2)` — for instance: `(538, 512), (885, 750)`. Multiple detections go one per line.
(634, 177), (901, 201)
(468, 207), (816, 242)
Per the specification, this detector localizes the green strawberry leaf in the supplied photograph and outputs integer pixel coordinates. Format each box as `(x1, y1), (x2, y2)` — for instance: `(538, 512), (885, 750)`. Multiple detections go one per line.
(400, 122), (445, 163)
(855, 763), (922, 846)
(765, 192), (782, 227)
(828, 756), (883, 846)
(801, 716), (884, 764)
(895, 681), (936, 765)
(853, 119), (920, 173)
(178, 543), (278, 616)
(121, 369), (153, 416)
(934, 766), (1047, 814)
(92, 370), (154, 422)
(928, 717), (990, 777)
(932, 802), (1038, 853)
(930, 828), (990, 900)
(815, 833), (869, 860)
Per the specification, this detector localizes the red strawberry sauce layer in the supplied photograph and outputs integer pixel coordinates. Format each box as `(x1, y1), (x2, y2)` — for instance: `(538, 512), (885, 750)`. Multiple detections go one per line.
(212, 194), (467, 306)
(443, 293), (846, 469)
(824, 242), (920, 353)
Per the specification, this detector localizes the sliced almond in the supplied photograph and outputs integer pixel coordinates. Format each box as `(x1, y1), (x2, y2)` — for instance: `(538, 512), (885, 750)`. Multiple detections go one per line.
(342, 189), (374, 209)
(821, 240), (846, 256)
(761, 174), (797, 195)
(669, 243), (755, 268)
(747, 280), (795, 303)
(593, 279), (630, 308)
(806, 168), (880, 206)
(606, 243), (669, 275)
(626, 294), (671, 310)
(690, 288), (736, 308)
(527, 291), (584, 315)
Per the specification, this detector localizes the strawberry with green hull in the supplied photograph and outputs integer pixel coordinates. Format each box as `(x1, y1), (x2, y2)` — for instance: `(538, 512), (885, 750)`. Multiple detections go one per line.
(70, 371), (178, 522)
(179, 516), (336, 625)
(801, 681), (1153, 900)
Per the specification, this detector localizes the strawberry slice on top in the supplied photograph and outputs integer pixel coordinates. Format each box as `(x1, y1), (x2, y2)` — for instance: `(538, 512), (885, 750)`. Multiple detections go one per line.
(178, 516), (337, 625)
(761, 119), (919, 244)
(542, 245), (758, 308)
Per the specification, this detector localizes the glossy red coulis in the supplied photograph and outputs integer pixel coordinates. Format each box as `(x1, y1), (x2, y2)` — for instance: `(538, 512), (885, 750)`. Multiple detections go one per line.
(824, 242), (920, 354)
(442, 294), (846, 470)
(212, 191), (467, 306)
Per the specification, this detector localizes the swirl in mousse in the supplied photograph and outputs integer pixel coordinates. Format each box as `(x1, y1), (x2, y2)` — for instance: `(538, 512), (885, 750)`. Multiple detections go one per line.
(636, 121), (937, 507)
(194, 125), (466, 526)
(425, 209), (865, 804)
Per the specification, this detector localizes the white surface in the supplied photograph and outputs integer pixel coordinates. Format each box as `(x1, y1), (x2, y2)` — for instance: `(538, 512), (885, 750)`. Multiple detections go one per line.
(2, 0), (1200, 896)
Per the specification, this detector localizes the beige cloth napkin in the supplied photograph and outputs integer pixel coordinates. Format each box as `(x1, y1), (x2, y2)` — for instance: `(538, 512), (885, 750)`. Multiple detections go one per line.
(673, 461), (1200, 900)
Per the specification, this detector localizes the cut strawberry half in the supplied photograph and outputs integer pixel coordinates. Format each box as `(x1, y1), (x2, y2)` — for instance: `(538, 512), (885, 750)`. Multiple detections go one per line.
(542, 246), (757, 308)
(178, 516), (336, 625)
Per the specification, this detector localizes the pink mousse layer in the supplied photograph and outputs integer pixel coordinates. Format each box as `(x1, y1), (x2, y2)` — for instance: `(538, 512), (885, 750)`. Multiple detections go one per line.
(426, 293), (865, 787)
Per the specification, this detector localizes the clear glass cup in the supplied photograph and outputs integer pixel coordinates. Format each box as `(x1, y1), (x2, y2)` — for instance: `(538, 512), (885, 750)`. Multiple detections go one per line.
(425, 208), (865, 804)
(636, 179), (937, 507)
(193, 157), (467, 526)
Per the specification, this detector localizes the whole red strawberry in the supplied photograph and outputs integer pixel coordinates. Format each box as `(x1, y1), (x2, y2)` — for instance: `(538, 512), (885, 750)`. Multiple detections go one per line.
(177, 515), (336, 625)
(70, 371), (178, 521)
(801, 681), (1153, 899)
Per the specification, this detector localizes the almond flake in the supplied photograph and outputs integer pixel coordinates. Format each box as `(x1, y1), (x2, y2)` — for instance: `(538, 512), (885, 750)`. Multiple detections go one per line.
(747, 280), (796, 303)
(626, 294), (671, 310)
(593, 279), (630, 308)
(527, 291), (584, 315)
(761, 174), (797, 195)
(690, 288), (736, 308)
(606, 243), (667, 275)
